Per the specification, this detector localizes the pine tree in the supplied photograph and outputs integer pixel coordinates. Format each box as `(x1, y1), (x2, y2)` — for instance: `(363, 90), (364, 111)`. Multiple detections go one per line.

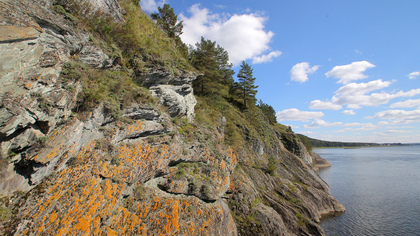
(150, 4), (183, 38)
(257, 99), (277, 124)
(237, 61), (258, 108)
(190, 37), (234, 95)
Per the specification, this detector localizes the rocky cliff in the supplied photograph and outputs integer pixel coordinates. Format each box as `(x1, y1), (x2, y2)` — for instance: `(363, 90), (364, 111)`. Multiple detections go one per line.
(0, 0), (344, 235)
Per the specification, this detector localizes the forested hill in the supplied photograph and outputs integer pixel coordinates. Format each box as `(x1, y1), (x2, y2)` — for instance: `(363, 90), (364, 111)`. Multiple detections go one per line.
(297, 134), (404, 149)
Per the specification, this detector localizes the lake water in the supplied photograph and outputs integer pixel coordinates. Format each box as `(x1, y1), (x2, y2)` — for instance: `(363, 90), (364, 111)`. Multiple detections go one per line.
(316, 146), (420, 236)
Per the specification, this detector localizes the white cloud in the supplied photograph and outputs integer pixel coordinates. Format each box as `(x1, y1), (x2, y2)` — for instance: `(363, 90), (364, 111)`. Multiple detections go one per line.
(393, 88), (420, 98)
(367, 107), (420, 124)
(179, 4), (279, 65)
(276, 108), (324, 121)
(334, 79), (391, 97)
(335, 123), (378, 132)
(319, 79), (420, 109)
(390, 99), (420, 108)
(290, 62), (319, 83)
(385, 130), (411, 134)
(309, 100), (342, 110)
(347, 104), (361, 109)
(408, 71), (420, 79)
(378, 121), (390, 126)
(252, 50), (282, 64)
(342, 110), (356, 115)
(325, 61), (376, 84)
(304, 119), (342, 128)
(299, 131), (314, 135)
(140, 0), (165, 12)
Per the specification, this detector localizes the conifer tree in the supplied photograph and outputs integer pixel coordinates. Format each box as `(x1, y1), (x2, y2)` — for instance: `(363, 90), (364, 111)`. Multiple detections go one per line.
(257, 99), (277, 124)
(190, 37), (234, 95)
(151, 4), (183, 38)
(237, 61), (258, 108)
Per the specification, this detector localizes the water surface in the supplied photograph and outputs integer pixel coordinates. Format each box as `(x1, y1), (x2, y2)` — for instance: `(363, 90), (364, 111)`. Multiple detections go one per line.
(316, 146), (420, 236)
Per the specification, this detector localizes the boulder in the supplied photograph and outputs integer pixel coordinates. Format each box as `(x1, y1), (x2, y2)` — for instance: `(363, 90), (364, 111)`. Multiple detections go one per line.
(138, 70), (198, 121)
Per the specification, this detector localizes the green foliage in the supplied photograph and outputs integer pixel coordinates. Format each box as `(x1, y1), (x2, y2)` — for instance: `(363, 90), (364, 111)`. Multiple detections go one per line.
(237, 61), (258, 108)
(175, 168), (185, 179)
(111, 156), (120, 166)
(66, 156), (79, 167)
(301, 134), (380, 148)
(7, 149), (16, 158)
(38, 136), (48, 147)
(0, 153), (9, 178)
(0, 205), (12, 222)
(61, 61), (85, 81)
(297, 134), (312, 152)
(150, 4), (183, 38)
(52, 4), (79, 25)
(200, 184), (211, 198)
(66, 84), (76, 93)
(36, 95), (53, 112)
(257, 99), (277, 124)
(133, 185), (147, 201)
(61, 61), (156, 119)
(190, 37), (234, 96)
(295, 213), (307, 227)
(56, 0), (191, 72)
(267, 155), (277, 176)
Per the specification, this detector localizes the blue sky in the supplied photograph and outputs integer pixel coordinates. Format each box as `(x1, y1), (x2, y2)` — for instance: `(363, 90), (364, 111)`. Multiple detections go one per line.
(141, 0), (420, 143)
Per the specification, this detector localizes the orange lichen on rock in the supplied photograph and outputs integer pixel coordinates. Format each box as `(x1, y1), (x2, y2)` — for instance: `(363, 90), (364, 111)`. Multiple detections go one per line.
(127, 120), (145, 135)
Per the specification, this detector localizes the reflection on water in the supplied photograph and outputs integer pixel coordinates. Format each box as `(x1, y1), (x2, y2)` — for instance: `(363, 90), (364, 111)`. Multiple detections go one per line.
(316, 146), (420, 236)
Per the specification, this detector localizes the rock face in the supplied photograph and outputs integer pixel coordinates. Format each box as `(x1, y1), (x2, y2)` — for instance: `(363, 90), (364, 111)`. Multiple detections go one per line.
(0, 0), (344, 235)
(280, 132), (313, 165)
(138, 69), (198, 121)
(0, 0), (117, 194)
(55, 0), (124, 21)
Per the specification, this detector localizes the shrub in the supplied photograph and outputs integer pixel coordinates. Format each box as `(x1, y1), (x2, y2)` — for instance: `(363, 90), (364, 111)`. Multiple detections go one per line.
(0, 205), (12, 221)
(267, 155), (277, 176)
(296, 213), (306, 227)
(111, 156), (120, 166)
(133, 185), (147, 201)
(66, 84), (76, 93)
(38, 136), (48, 147)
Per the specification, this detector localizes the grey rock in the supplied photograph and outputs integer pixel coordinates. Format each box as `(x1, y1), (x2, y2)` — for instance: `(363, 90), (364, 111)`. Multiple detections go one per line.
(137, 70), (198, 120)
(78, 44), (113, 68)
(38, 50), (60, 67)
(255, 204), (291, 236)
(150, 84), (197, 120)
(123, 105), (161, 121)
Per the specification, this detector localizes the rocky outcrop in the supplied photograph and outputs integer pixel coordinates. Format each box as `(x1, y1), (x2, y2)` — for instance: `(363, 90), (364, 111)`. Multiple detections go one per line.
(137, 69), (198, 121)
(280, 131), (313, 166)
(0, 0), (116, 193)
(1, 100), (238, 235)
(312, 152), (332, 170)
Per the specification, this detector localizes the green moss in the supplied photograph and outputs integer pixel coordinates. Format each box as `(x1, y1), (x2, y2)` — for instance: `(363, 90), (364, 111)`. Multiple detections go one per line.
(267, 155), (277, 176)
(133, 185), (147, 201)
(111, 156), (120, 166)
(66, 84), (76, 93)
(38, 136), (47, 147)
(0, 205), (12, 221)
(295, 213), (307, 227)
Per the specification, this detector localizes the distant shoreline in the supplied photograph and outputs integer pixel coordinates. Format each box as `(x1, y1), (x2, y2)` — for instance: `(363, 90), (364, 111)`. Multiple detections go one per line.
(313, 143), (420, 149)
